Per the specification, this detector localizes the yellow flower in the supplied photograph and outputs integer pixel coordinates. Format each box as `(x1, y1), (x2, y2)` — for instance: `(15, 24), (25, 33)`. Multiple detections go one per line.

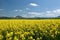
(0, 35), (3, 39)
(14, 36), (18, 40)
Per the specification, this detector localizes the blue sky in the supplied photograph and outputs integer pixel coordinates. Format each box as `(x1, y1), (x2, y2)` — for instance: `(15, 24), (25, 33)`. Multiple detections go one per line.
(0, 0), (60, 17)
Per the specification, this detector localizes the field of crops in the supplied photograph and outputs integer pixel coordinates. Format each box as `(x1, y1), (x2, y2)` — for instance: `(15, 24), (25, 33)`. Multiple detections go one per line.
(0, 19), (60, 40)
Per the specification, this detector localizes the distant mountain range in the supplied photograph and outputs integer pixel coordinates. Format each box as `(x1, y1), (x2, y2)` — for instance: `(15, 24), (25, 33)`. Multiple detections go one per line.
(58, 16), (60, 18)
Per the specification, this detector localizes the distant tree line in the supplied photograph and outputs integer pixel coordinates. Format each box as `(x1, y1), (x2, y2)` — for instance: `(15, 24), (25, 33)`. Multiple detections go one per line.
(0, 15), (60, 19)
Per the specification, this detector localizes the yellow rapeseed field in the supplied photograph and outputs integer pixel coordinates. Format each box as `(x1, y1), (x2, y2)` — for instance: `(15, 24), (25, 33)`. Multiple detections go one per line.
(0, 19), (60, 40)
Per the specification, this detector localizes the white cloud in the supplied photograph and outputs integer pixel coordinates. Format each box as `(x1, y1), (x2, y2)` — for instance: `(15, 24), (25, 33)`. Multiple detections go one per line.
(25, 8), (30, 10)
(25, 9), (60, 17)
(29, 3), (39, 7)
(19, 10), (23, 12)
(14, 10), (23, 12)
(24, 12), (43, 17)
(53, 10), (57, 13)
(14, 10), (18, 12)
(28, 12), (41, 15)
(44, 13), (57, 17)
(55, 9), (60, 13)
(56, 9), (60, 12)
(13, 9), (60, 17)
(46, 11), (51, 13)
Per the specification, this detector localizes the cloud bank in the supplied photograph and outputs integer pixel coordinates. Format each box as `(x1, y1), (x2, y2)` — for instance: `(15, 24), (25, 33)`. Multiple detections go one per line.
(22, 9), (60, 17)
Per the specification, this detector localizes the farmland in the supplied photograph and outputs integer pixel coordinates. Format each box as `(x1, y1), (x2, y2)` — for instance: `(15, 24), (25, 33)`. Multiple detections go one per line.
(0, 19), (60, 40)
